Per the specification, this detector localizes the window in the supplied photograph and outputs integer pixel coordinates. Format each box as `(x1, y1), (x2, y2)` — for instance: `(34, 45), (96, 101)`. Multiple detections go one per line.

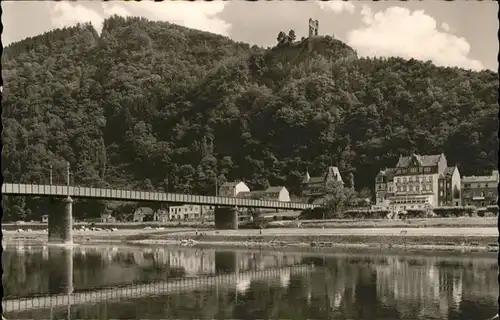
(416, 185), (420, 192)
(424, 167), (431, 173)
(403, 177), (407, 183)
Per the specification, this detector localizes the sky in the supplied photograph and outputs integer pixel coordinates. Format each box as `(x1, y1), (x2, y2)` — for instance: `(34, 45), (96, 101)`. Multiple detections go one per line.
(2, 1), (498, 71)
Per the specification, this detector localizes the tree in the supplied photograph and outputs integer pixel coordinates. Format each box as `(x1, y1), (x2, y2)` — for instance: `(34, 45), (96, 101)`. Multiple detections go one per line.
(358, 187), (373, 202)
(324, 180), (356, 219)
(277, 31), (287, 45)
(288, 30), (296, 43)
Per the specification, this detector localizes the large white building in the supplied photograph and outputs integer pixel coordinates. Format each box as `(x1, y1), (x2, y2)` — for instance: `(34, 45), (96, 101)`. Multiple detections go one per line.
(238, 186), (291, 202)
(374, 153), (461, 213)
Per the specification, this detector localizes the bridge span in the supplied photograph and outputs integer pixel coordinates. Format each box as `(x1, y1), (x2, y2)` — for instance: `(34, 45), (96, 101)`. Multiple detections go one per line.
(2, 183), (317, 210)
(2, 264), (313, 314)
(2, 183), (319, 243)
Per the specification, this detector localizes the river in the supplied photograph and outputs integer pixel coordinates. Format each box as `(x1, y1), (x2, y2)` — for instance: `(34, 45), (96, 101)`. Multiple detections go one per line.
(2, 242), (498, 320)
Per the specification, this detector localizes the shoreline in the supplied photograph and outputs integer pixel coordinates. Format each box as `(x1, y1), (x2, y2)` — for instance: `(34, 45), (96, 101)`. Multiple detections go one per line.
(3, 227), (498, 254)
(2, 217), (496, 231)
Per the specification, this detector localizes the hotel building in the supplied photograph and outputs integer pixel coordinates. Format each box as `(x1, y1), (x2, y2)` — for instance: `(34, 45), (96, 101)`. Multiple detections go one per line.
(374, 153), (461, 213)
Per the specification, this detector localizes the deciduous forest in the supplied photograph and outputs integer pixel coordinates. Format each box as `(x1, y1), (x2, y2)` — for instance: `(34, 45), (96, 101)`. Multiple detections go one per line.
(2, 16), (498, 220)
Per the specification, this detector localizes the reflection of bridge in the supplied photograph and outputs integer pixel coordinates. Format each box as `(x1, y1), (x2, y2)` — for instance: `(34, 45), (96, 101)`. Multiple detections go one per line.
(3, 265), (312, 313)
(3, 183), (319, 243)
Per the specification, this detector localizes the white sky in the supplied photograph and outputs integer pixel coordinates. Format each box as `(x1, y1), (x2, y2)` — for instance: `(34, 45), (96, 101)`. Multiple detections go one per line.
(2, 1), (497, 71)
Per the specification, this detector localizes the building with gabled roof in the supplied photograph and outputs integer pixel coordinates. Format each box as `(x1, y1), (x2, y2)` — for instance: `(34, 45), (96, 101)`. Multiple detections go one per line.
(218, 181), (250, 197)
(374, 153), (461, 213)
(263, 186), (290, 202)
(302, 166), (344, 203)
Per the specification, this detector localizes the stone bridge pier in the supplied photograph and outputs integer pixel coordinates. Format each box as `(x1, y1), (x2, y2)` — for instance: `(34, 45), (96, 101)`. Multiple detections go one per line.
(47, 196), (73, 244)
(214, 207), (238, 230)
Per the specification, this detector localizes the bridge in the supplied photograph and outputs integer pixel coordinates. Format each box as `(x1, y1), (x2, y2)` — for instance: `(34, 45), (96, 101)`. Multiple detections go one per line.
(2, 183), (319, 243)
(2, 264), (313, 314)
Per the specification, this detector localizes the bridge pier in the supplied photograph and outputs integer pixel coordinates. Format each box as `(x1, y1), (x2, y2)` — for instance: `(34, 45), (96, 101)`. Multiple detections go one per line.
(48, 196), (73, 244)
(214, 207), (238, 230)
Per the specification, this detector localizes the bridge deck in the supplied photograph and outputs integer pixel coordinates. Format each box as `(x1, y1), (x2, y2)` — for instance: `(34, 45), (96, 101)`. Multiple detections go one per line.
(2, 265), (313, 313)
(2, 183), (318, 210)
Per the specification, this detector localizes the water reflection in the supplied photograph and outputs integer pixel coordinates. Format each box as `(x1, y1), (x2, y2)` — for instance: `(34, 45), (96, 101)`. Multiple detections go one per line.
(2, 244), (498, 320)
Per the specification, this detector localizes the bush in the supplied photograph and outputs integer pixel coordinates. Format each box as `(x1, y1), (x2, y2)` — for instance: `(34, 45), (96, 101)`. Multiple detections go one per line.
(432, 206), (477, 218)
(343, 209), (390, 219)
(486, 205), (499, 215)
(477, 207), (487, 217)
(403, 209), (427, 219)
(300, 207), (326, 220)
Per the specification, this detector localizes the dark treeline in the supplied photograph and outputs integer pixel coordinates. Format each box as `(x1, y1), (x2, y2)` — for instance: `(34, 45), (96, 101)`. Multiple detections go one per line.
(2, 16), (497, 220)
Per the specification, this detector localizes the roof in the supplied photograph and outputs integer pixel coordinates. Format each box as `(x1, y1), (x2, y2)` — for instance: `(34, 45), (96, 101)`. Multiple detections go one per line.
(302, 172), (311, 183)
(220, 181), (240, 188)
(462, 174), (498, 183)
(396, 153), (442, 168)
(265, 186), (286, 193)
(443, 166), (456, 178)
(326, 166), (343, 183)
(377, 168), (395, 180)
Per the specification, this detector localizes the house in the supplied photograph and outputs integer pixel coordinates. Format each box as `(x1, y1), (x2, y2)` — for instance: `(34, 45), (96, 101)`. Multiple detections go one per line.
(168, 205), (215, 221)
(239, 186), (291, 215)
(373, 168), (396, 209)
(100, 213), (116, 223)
(133, 207), (154, 222)
(438, 166), (461, 207)
(153, 209), (169, 223)
(218, 181), (250, 197)
(374, 153), (461, 213)
(302, 166), (344, 203)
(461, 170), (498, 207)
(263, 186), (291, 202)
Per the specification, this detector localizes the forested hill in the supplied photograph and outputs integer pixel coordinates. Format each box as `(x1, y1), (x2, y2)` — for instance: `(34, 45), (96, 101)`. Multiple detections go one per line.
(2, 16), (498, 220)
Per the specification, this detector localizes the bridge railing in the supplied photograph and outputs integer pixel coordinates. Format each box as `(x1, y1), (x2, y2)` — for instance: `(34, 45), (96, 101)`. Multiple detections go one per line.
(2, 183), (320, 210)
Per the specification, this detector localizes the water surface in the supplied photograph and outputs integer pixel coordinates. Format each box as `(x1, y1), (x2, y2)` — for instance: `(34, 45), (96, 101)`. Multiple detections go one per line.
(2, 242), (498, 320)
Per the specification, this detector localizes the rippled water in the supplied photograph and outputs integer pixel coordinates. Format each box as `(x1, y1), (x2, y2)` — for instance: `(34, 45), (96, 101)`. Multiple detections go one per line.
(2, 242), (498, 320)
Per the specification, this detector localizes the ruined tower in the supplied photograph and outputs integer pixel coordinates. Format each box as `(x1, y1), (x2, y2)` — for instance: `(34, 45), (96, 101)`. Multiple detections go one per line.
(308, 18), (319, 38)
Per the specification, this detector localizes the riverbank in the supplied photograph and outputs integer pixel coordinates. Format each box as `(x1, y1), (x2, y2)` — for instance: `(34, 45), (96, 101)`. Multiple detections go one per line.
(2, 217), (496, 231)
(4, 226), (498, 253)
(124, 227), (498, 253)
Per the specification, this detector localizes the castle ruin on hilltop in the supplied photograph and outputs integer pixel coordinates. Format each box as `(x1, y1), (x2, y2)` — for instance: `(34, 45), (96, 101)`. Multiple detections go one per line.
(308, 18), (319, 37)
